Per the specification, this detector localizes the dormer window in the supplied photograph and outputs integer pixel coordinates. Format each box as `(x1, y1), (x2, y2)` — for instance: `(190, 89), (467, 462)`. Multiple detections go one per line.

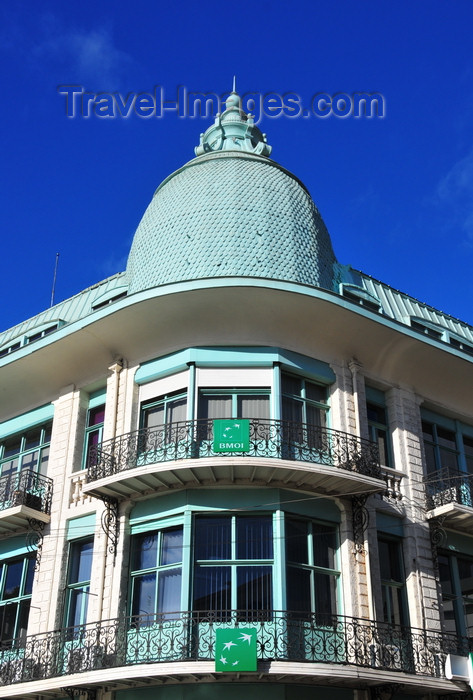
(340, 284), (382, 313)
(410, 318), (444, 341)
(449, 336), (473, 357)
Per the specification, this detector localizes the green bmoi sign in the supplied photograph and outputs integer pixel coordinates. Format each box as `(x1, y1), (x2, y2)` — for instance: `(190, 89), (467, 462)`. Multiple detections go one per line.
(213, 419), (250, 452)
(215, 628), (257, 672)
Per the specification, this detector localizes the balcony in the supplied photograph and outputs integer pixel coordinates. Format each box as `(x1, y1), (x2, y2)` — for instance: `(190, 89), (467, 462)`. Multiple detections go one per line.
(83, 419), (383, 500)
(424, 469), (473, 531)
(0, 469), (53, 534)
(0, 611), (463, 690)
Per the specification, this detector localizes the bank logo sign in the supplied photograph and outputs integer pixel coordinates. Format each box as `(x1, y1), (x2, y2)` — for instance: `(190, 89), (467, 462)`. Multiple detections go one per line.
(213, 419), (250, 452)
(215, 628), (257, 672)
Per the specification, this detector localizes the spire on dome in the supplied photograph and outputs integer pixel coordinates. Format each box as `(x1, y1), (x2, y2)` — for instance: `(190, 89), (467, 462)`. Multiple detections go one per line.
(195, 83), (272, 157)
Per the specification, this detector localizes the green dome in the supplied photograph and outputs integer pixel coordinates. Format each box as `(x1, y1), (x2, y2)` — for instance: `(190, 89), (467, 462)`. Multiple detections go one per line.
(126, 94), (338, 294)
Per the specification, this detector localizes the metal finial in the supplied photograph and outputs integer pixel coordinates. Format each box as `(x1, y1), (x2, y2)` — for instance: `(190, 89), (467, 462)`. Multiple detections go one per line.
(233, 75), (236, 93)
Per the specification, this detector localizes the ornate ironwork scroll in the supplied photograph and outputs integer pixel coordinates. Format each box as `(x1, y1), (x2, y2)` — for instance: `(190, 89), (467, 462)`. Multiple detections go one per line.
(429, 514), (447, 575)
(99, 496), (119, 558)
(352, 494), (369, 552)
(26, 518), (46, 571)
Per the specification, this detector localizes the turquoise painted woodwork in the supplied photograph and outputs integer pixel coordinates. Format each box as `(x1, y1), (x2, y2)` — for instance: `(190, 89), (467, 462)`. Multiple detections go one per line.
(0, 403), (54, 440)
(134, 346), (336, 385)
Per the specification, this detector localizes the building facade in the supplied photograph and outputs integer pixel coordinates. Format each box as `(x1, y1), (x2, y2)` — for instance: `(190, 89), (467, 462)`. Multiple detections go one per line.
(1, 92), (473, 700)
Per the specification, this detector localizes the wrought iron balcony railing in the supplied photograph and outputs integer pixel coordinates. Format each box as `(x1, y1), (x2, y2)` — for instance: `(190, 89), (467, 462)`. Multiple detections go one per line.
(424, 468), (473, 510)
(87, 419), (381, 482)
(0, 469), (53, 515)
(0, 611), (463, 686)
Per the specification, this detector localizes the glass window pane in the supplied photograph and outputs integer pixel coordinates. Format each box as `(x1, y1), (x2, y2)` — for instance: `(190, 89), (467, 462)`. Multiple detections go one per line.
(0, 603), (18, 642)
(306, 403), (324, 428)
(282, 397), (303, 424)
(4, 561), (23, 599)
(437, 427), (457, 451)
(143, 405), (165, 430)
(132, 573), (156, 617)
(313, 524), (337, 570)
(167, 398), (187, 424)
(286, 519), (308, 564)
(236, 516), (273, 560)
(193, 565), (231, 613)
(69, 540), (94, 584)
(199, 395), (232, 420)
(305, 381), (326, 403)
(88, 406), (105, 427)
(458, 557), (473, 597)
(423, 442), (437, 474)
(161, 527), (183, 566)
(367, 403), (386, 424)
(236, 566), (272, 612)
(157, 569), (181, 615)
(237, 395), (269, 419)
(3, 436), (21, 458)
(39, 445), (50, 474)
(24, 558), (35, 595)
(439, 447), (459, 471)
(16, 599), (30, 642)
(281, 374), (302, 397)
(194, 517), (231, 560)
(21, 450), (38, 471)
(68, 589), (88, 628)
(24, 429), (41, 451)
(314, 572), (338, 616)
(133, 534), (158, 571)
(286, 566), (311, 613)
(442, 598), (457, 635)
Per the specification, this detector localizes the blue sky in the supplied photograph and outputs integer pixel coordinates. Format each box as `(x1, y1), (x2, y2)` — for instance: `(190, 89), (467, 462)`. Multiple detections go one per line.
(1, 0), (473, 332)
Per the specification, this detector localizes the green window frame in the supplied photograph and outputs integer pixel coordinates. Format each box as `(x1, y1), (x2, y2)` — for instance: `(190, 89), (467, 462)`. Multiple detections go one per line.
(377, 536), (408, 626)
(130, 525), (184, 625)
(198, 388), (271, 420)
(422, 420), (460, 475)
(64, 538), (94, 630)
(438, 551), (473, 642)
(81, 404), (105, 470)
(285, 517), (340, 620)
(0, 423), (52, 478)
(281, 373), (329, 428)
(367, 400), (392, 468)
(0, 555), (35, 647)
(193, 514), (273, 621)
(141, 390), (187, 430)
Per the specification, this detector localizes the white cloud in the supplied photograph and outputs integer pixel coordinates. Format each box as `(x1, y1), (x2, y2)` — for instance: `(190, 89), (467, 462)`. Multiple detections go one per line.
(437, 149), (473, 242)
(33, 14), (137, 89)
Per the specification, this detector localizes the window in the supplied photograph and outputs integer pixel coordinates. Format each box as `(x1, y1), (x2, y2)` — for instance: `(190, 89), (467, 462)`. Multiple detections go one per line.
(377, 537), (408, 626)
(341, 285), (381, 313)
(82, 404), (105, 470)
(25, 324), (59, 344)
(367, 401), (392, 467)
(0, 423), (52, 478)
(0, 555), (35, 647)
(198, 389), (270, 420)
(142, 391), (187, 434)
(422, 421), (459, 475)
(285, 518), (339, 620)
(130, 526), (183, 625)
(410, 319), (443, 341)
(281, 373), (328, 427)
(439, 552), (473, 642)
(193, 515), (273, 620)
(449, 337), (473, 357)
(0, 342), (21, 359)
(64, 539), (94, 630)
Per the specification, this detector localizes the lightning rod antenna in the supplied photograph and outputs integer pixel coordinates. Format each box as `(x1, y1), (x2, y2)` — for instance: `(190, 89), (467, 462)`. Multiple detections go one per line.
(233, 75), (236, 93)
(50, 252), (60, 307)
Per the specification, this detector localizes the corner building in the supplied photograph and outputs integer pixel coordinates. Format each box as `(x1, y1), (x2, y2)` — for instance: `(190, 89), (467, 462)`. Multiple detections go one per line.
(1, 93), (473, 700)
